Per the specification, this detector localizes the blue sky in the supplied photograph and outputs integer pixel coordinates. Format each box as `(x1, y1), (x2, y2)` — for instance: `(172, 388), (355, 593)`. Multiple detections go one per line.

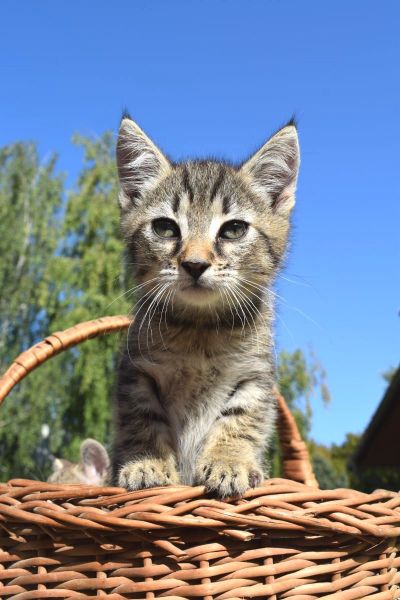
(1, 0), (399, 445)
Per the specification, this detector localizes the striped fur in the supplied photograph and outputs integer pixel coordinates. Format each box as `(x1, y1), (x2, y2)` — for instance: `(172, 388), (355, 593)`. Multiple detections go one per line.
(112, 116), (300, 497)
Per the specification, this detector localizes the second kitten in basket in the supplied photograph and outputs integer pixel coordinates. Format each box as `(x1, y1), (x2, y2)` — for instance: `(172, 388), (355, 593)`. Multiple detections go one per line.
(48, 439), (110, 485)
(112, 115), (300, 497)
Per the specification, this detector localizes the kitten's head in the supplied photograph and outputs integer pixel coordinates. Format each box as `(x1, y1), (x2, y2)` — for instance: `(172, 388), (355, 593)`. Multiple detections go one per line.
(116, 116), (299, 323)
(47, 439), (110, 485)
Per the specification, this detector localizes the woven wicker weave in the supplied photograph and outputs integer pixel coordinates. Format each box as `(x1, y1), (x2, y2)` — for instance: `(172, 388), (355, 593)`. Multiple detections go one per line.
(0, 316), (399, 599)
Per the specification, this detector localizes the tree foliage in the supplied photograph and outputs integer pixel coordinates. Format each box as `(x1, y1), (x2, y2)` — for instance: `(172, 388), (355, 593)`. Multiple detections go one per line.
(270, 348), (332, 482)
(277, 348), (330, 439)
(0, 136), (129, 480)
(47, 133), (129, 461)
(382, 366), (396, 384)
(0, 143), (63, 480)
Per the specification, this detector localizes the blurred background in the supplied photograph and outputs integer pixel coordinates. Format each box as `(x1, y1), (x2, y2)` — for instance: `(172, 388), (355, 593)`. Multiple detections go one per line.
(0, 0), (399, 489)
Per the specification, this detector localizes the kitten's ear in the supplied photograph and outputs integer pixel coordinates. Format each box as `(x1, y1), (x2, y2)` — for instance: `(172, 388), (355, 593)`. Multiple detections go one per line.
(240, 121), (300, 215)
(80, 439), (110, 485)
(52, 458), (64, 473)
(116, 115), (171, 210)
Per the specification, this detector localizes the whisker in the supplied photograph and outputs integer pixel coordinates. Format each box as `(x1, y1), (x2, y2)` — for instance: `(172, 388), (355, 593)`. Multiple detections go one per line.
(231, 283), (263, 352)
(225, 285), (246, 333)
(148, 283), (172, 350)
(125, 282), (165, 365)
(233, 276), (272, 310)
(233, 277), (297, 347)
(139, 284), (169, 355)
(220, 288), (235, 336)
(236, 274), (323, 332)
(215, 289), (226, 335)
(131, 282), (165, 316)
(276, 313), (296, 345)
(245, 278), (323, 331)
(160, 287), (174, 343)
(222, 286), (239, 330)
(278, 273), (313, 288)
(105, 276), (161, 310)
(134, 287), (163, 361)
(282, 304), (325, 332)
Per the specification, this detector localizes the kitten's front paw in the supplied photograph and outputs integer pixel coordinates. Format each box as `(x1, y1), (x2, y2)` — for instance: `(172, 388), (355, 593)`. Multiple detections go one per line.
(118, 457), (179, 491)
(195, 456), (264, 498)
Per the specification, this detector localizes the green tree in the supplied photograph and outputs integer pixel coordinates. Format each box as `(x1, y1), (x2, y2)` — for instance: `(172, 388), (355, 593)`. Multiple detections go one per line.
(271, 348), (331, 481)
(0, 142), (64, 480)
(46, 133), (129, 462)
(308, 440), (350, 489)
(382, 366), (396, 384)
(331, 433), (400, 493)
(0, 135), (130, 479)
(277, 348), (330, 439)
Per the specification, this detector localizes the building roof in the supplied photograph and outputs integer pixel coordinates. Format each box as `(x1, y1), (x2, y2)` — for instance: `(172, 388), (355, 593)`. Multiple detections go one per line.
(353, 366), (400, 467)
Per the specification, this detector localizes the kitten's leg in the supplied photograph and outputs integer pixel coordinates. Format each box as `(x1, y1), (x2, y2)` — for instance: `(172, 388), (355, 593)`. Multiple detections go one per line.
(112, 372), (178, 490)
(195, 380), (275, 497)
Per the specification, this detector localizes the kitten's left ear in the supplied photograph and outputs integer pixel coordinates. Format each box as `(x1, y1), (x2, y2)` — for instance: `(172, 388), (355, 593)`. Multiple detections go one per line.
(240, 121), (300, 215)
(116, 115), (171, 211)
(51, 458), (64, 473)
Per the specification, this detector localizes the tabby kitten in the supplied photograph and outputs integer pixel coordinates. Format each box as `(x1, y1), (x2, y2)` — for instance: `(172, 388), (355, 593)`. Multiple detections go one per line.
(112, 115), (300, 497)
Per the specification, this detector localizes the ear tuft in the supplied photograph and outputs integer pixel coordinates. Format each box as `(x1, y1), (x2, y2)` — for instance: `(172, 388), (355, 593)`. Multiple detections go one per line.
(116, 117), (171, 211)
(285, 114), (298, 129)
(121, 108), (132, 122)
(52, 458), (64, 473)
(80, 439), (110, 485)
(241, 121), (300, 215)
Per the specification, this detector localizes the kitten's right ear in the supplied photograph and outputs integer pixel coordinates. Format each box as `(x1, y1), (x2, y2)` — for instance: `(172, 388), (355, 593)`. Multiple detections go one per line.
(116, 115), (171, 211)
(80, 439), (110, 486)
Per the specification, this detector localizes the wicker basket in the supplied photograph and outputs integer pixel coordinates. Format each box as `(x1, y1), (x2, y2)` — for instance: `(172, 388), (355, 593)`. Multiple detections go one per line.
(0, 316), (399, 599)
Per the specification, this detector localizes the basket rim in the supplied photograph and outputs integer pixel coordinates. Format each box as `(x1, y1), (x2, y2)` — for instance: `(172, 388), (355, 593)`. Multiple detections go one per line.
(0, 476), (399, 541)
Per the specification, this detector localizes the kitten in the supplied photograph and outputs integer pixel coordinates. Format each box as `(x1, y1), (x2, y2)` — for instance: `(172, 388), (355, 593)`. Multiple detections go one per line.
(112, 115), (300, 497)
(48, 439), (110, 485)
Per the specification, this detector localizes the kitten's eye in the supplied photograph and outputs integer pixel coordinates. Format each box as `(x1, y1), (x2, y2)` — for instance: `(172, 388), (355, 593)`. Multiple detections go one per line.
(219, 220), (249, 240)
(152, 218), (180, 239)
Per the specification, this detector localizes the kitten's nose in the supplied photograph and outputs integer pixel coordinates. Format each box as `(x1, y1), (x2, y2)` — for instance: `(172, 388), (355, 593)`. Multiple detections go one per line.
(181, 260), (210, 281)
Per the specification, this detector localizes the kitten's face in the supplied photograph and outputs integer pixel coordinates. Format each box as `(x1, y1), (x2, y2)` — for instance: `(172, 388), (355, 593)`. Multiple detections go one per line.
(117, 118), (300, 321)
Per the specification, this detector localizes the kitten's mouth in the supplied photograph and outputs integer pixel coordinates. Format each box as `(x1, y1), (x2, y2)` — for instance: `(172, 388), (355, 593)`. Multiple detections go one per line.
(178, 281), (218, 305)
(182, 281), (211, 292)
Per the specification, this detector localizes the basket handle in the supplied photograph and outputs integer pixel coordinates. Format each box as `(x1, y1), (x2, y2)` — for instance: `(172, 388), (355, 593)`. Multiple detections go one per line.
(0, 315), (318, 488)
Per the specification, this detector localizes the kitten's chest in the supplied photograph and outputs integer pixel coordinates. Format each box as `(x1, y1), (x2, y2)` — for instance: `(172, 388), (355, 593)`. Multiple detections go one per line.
(154, 352), (228, 416)
(146, 351), (233, 481)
